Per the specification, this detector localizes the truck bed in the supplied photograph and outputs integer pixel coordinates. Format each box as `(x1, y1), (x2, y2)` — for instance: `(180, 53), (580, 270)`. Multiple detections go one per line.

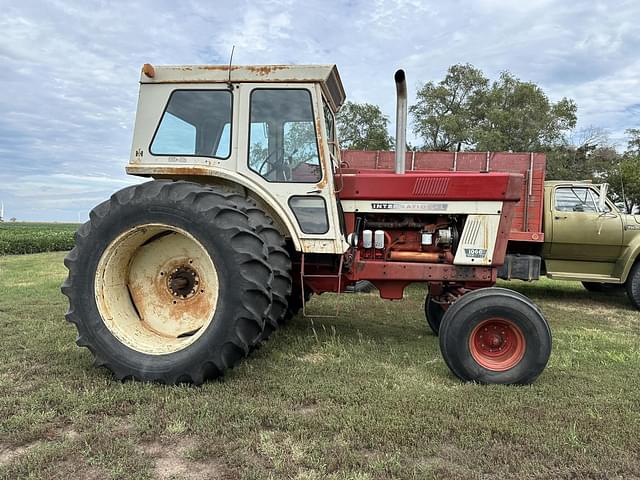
(340, 150), (546, 242)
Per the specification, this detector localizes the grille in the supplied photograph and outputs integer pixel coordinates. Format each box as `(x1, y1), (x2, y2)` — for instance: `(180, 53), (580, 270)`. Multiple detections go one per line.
(412, 177), (449, 197)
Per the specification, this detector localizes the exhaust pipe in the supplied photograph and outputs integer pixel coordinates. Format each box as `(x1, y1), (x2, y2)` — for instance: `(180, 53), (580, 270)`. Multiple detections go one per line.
(394, 69), (407, 175)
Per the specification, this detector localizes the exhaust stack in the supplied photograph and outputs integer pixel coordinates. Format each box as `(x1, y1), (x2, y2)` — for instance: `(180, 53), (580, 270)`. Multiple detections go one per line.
(394, 69), (407, 174)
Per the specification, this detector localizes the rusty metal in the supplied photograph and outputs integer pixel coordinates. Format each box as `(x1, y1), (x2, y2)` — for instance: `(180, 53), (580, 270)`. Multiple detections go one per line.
(142, 63), (155, 78)
(388, 251), (442, 262)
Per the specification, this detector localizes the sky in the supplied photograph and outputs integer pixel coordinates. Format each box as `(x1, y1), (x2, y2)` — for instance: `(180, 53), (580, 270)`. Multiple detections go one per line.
(0, 0), (638, 222)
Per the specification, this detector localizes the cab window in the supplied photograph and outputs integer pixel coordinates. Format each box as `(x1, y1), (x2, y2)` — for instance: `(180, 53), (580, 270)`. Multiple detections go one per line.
(323, 99), (336, 157)
(248, 89), (322, 183)
(555, 187), (607, 213)
(151, 90), (232, 158)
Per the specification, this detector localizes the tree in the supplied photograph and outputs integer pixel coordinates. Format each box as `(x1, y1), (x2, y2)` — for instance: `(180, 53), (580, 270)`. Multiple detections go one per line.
(625, 128), (640, 155)
(10, 217), (16, 222)
(337, 101), (393, 150)
(410, 64), (488, 151)
(604, 130), (640, 212)
(473, 71), (577, 151)
(545, 127), (613, 181)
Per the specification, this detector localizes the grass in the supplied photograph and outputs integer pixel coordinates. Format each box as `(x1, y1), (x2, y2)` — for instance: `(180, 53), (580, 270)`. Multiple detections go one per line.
(1, 252), (639, 479)
(0, 223), (78, 255)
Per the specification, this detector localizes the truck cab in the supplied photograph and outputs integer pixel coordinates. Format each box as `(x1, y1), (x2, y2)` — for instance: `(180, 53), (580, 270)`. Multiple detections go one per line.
(542, 181), (640, 285)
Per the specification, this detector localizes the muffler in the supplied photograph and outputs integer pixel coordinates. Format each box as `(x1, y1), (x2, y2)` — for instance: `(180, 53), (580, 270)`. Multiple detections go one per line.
(394, 69), (407, 174)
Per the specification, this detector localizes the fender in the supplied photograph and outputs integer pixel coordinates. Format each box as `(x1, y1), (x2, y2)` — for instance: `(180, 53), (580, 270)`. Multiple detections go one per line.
(126, 163), (303, 251)
(615, 233), (640, 282)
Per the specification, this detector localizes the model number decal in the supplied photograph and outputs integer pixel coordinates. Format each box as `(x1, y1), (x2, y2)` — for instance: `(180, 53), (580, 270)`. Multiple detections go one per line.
(464, 248), (487, 258)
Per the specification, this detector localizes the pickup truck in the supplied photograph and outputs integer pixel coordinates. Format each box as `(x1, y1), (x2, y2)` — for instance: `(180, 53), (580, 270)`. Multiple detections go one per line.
(341, 150), (640, 332)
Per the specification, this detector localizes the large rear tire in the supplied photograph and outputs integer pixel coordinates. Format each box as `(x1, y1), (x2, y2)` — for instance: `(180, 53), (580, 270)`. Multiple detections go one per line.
(626, 262), (640, 310)
(62, 181), (273, 384)
(225, 194), (292, 343)
(439, 287), (551, 385)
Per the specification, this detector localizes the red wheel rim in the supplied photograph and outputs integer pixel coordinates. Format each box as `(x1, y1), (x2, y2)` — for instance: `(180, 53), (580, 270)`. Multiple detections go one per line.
(469, 318), (526, 371)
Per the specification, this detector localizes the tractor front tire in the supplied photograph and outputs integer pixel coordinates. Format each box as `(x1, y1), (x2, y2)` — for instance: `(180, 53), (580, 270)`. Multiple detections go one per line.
(424, 294), (445, 336)
(439, 287), (551, 385)
(62, 180), (273, 384)
(626, 262), (640, 310)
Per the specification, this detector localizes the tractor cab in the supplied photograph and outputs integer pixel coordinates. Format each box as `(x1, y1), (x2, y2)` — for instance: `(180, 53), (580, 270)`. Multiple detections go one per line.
(127, 64), (348, 254)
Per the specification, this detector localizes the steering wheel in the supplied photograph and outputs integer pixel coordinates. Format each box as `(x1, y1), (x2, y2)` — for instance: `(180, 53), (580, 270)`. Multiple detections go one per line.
(257, 150), (278, 177)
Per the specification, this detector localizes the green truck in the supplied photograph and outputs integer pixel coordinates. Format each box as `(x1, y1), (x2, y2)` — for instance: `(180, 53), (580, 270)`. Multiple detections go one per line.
(541, 181), (640, 298)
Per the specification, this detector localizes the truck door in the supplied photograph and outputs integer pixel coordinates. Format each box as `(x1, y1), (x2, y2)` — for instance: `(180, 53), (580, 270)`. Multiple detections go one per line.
(549, 186), (623, 261)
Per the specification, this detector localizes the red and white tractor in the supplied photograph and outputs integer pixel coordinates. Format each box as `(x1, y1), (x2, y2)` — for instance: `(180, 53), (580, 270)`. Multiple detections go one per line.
(62, 64), (551, 385)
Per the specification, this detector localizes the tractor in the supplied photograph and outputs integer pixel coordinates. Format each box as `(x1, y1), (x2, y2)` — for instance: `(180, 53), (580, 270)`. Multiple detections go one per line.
(62, 64), (551, 385)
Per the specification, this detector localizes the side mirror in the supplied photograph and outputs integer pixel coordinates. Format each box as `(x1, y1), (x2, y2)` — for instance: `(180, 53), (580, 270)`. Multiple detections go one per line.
(598, 184), (608, 212)
(573, 204), (584, 212)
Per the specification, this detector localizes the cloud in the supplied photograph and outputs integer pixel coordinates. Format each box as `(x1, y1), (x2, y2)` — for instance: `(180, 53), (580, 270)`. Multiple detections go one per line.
(0, 0), (638, 221)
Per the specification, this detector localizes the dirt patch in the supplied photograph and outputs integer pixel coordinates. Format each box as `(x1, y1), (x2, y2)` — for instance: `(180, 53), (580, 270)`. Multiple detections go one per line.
(141, 438), (229, 479)
(0, 441), (39, 466)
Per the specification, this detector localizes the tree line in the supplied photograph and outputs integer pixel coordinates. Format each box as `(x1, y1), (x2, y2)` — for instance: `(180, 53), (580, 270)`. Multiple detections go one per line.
(337, 64), (640, 211)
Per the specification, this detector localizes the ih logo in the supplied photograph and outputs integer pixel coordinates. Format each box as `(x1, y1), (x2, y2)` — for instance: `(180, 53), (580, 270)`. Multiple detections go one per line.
(464, 248), (487, 258)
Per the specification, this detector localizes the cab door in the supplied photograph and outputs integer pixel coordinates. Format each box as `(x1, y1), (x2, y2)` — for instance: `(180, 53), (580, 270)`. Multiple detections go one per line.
(236, 83), (345, 254)
(549, 186), (624, 261)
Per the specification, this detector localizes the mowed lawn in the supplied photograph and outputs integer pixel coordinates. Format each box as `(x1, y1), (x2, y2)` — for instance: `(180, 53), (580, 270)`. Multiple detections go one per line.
(1, 252), (639, 480)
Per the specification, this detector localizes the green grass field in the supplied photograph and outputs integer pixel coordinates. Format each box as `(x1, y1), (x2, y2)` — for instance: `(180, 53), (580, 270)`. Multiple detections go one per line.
(1, 252), (639, 479)
(0, 223), (77, 255)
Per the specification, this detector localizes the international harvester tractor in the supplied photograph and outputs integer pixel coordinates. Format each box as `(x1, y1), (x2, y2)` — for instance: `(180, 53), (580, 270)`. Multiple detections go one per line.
(62, 64), (552, 385)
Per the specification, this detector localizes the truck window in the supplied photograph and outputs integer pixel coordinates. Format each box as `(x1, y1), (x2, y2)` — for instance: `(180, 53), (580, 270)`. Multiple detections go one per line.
(248, 89), (322, 183)
(555, 187), (599, 212)
(151, 90), (232, 159)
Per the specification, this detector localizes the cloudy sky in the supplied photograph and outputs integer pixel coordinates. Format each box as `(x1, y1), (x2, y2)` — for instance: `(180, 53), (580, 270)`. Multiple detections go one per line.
(1, 0), (638, 221)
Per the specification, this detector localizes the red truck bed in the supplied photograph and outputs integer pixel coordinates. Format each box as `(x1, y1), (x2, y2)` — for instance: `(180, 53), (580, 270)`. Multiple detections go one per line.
(340, 150), (546, 242)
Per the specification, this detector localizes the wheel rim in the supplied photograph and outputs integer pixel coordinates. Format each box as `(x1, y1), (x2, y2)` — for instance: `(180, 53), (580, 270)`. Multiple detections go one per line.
(95, 224), (219, 355)
(469, 318), (526, 371)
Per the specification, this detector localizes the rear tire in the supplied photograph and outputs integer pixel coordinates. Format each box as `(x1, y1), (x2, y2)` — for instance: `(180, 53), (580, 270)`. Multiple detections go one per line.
(62, 181), (273, 384)
(626, 262), (640, 310)
(439, 287), (551, 385)
(225, 194), (292, 344)
(424, 294), (445, 336)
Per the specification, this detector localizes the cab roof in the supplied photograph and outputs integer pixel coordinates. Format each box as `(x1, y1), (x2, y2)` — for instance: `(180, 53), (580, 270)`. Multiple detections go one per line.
(139, 64), (346, 111)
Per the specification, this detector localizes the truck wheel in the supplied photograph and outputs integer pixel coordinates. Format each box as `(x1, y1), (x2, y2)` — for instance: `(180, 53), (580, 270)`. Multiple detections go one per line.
(424, 294), (445, 336)
(61, 181), (273, 384)
(626, 262), (640, 310)
(226, 194), (292, 343)
(439, 287), (551, 385)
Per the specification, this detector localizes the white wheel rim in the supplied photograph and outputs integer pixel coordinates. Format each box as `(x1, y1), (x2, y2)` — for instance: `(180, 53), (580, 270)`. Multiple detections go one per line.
(95, 224), (219, 355)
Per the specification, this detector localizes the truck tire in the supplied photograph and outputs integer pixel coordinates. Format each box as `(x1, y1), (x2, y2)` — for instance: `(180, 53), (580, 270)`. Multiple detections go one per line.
(61, 180), (273, 384)
(439, 287), (551, 385)
(424, 294), (445, 336)
(225, 194), (292, 344)
(626, 262), (640, 310)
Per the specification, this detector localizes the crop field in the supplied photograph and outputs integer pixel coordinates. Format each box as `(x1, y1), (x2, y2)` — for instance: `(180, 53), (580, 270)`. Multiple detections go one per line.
(0, 223), (77, 255)
(0, 251), (639, 479)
